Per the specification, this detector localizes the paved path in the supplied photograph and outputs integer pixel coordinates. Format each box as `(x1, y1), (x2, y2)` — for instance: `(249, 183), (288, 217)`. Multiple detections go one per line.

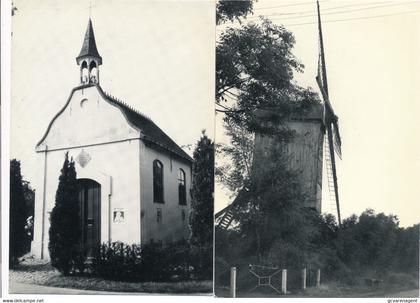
(9, 281), (211, 296)
(10, 282), (132, 295)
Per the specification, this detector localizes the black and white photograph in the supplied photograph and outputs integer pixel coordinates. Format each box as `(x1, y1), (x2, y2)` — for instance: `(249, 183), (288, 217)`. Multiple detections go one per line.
(2, 0), (420, 302)
(215, 0), (420, 298)
(6, 0), (214, 296)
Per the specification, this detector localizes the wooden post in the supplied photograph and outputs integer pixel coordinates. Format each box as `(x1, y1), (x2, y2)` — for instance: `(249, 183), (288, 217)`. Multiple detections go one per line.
(302, 268), (307, 290)
(281, 269), (287, 294)
(316, 269), (321, 288)
(230, 267), (237, 298)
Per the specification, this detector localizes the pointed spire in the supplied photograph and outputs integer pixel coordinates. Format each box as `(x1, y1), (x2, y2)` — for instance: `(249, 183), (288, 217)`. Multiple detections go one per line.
(76, 18), (102, 65)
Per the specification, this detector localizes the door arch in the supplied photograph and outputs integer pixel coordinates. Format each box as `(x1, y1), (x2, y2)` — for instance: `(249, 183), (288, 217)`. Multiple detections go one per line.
(77, 178), (101, 257)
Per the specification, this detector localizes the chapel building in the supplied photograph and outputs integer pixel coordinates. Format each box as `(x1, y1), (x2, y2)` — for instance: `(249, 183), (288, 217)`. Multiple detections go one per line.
(32, 19), (192, 259)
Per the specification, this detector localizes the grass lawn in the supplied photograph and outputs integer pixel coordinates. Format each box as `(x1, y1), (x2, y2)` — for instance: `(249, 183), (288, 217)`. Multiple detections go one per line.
(10, 257), (212, 294)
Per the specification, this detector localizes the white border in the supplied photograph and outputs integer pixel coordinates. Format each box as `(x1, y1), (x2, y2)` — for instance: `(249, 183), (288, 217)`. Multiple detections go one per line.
(1, 0), (11, 298)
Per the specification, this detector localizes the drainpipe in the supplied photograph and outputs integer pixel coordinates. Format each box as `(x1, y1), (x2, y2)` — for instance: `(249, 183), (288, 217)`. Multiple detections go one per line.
(40, 145), (48, 259)
(108, 176), (113, 243)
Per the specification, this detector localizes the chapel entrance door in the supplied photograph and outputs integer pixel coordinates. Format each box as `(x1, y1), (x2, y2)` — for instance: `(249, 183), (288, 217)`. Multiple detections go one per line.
(77, 179), (101, 258)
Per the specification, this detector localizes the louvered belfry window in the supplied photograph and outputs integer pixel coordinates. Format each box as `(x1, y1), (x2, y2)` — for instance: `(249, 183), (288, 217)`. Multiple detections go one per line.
(153, 160), (164, 203)
(178, 169), (186, 205)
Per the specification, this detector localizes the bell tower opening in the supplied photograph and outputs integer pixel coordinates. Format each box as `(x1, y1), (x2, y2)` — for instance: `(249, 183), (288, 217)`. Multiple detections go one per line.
(81, 61), (88, 84)
(89, 61), (98, 84)
(76, 18), (102, 85)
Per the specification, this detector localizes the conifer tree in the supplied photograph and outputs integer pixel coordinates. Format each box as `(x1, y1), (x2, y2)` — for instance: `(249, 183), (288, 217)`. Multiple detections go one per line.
(48, 153), (81, 275)
(189, 131), (214, 279)
(9, 159), (28, 268)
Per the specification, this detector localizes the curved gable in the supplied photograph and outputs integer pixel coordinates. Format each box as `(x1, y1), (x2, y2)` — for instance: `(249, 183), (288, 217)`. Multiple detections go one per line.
(36, 84), (139, 151)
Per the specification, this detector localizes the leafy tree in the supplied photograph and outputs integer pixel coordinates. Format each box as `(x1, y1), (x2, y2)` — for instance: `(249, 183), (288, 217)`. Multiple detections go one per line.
(189, 131), (214, 279)
(48, 153), (81, 275)
(216, 0), (254, 25)
(216, 17), (321, 197)
(336, 209), (401, 273)
(9, 159), (29, 267)
(217, 19), (320, 133)
(392, 224), (419, 273)
(215, 121), (254, 196)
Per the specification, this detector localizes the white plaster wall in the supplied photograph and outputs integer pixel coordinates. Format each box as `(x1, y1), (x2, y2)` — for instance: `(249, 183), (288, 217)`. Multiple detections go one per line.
(32, 140), (141, 259)
(37, 86), (139, 151)
(32, 85), (142, 259)
(139, 142), (192, 244)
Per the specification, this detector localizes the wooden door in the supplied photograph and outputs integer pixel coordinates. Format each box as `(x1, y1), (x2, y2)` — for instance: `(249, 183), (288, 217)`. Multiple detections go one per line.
(77, 179), (101, 257)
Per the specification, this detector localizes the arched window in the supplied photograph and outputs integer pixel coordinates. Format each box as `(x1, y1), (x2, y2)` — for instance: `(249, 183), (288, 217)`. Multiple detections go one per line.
(178, 169), (186, 205)
(153, 160), (164, 203)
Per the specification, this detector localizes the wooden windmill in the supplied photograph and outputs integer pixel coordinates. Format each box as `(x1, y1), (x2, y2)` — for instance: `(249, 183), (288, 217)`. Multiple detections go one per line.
(316, 0), (343, 226)
(216, 0), (343, 229)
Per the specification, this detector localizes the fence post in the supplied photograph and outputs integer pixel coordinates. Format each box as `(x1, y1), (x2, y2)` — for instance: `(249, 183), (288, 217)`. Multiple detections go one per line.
(281, 269), (287, 294)
(230, 267), (237, 298)
(302, 268), (307, 290)
(316, 269), (321, 288)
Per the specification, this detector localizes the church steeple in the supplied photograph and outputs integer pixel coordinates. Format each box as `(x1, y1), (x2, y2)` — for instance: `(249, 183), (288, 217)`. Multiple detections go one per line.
(76, 19), (102, 85)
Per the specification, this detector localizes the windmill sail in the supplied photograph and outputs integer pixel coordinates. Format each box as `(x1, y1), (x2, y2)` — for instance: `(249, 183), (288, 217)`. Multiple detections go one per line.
(332, 120), (342, 159)
(316, 0), (342, 226)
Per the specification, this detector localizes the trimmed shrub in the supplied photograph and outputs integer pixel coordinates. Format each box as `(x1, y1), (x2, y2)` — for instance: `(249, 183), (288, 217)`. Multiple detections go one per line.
(91, 240), (195, 282)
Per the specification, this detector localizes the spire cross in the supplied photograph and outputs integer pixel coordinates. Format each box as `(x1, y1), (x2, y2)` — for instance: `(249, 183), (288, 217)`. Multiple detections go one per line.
(89, 1), (92, 18)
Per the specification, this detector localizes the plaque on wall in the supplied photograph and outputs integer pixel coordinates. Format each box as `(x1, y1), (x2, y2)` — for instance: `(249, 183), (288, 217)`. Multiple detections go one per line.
(113, 209), (125, 223)
(76, 149), (91, 168)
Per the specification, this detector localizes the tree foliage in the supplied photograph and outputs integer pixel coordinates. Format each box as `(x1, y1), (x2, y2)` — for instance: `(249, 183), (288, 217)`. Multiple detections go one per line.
(216, 0), (254, 25)
(216, 18), (321, 198)
(336, 209), (419, 275)
(189, 131), (214, 279)
(217, 19), (320, 133)
(9, 159), (29, 268)
(48, 153), (82, 275)
(215, 121), (254, 195)
(216, 208), (419, 289)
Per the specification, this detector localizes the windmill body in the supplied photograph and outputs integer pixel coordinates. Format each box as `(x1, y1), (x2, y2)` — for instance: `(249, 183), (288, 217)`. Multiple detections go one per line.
(216, 102), (326, 229)
(253, 104), (325, 212)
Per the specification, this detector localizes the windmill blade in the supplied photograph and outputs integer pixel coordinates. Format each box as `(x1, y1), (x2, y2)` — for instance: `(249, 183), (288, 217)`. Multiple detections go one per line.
(326, 124), (342, 226)
(215, 189), (249, 230)
(332, 119), (342, 159)
(316, 75), (342, 159)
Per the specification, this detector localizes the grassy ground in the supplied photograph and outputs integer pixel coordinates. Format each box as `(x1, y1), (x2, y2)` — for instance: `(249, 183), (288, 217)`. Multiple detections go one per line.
(10, 257), (212, 294)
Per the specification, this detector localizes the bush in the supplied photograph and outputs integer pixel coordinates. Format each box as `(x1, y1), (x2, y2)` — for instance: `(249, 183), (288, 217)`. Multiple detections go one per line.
(385, 272), (419, 289)
(91, 241), (195, 282)
(9, 159), (29, 268)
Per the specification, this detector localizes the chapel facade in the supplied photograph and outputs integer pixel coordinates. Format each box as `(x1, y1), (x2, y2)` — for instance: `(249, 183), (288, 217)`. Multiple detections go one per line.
(32, 19), (192, 259)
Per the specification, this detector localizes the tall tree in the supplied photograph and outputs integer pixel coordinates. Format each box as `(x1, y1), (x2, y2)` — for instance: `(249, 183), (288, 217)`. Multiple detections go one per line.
(48, 153), (81, 275)
(9, 159), (29, 267)
(189, 131), (214, 279)
(217, 19), (319, 134)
